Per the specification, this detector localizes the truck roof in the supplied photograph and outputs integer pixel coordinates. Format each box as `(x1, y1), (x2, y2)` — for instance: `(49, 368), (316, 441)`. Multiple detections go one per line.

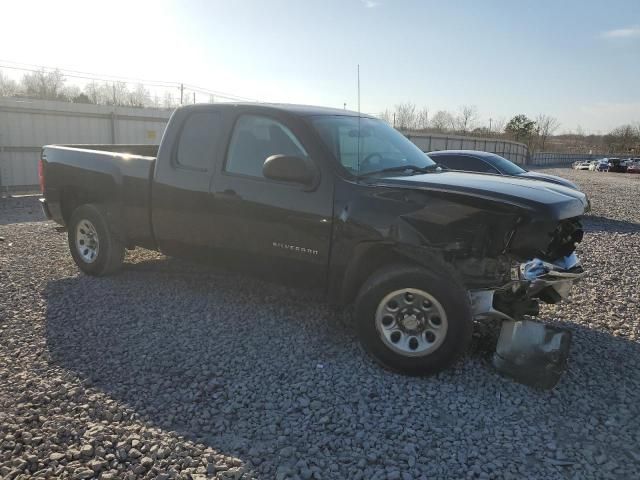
(179, 102), (375, 119)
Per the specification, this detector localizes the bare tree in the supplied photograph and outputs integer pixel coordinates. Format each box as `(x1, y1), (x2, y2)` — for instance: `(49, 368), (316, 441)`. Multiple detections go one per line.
(84, 81), (102, 104)
(535, 114), (560, 151)
(21, 68), (66, 100)
(394, 102), (417, 130)
(128, 83), (149, 107)
(0, 71), (19, 96)
(455, 105), (479, 133)
(416, 107), (429, 130)
(379, 109), (393, 125)
(431, 110), (455, 133)
(164, 91), (178, 109)
(492, 117), (506, 135)
(604, 124), (640, 153)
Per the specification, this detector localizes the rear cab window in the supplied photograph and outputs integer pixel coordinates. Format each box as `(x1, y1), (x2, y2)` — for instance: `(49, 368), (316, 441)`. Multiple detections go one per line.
(175, 111), (223, 171)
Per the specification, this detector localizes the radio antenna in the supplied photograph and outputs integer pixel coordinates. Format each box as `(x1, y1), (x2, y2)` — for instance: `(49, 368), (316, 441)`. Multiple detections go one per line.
(357, 64), (361, 178)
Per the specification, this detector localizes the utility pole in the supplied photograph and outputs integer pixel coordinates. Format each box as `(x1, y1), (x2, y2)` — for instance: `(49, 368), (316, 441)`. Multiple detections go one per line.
(489, 118), (492, 133)
(180, 84), (184, 105)
(193, 92), (196, 104)
(393, 113), (396, 128)
(112, 83), (116, 105)
(343, 103), (346, 110)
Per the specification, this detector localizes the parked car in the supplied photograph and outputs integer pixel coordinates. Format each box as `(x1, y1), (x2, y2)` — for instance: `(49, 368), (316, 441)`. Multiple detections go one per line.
(627, 160), (640, 174)
(426, 150), (579, 190)
(608, 158), (627, 173)
(575, 161), (591, 171)
(596, 159), (610, 172)
(39, 103), (588, 375)
(588, 160), (599, 171)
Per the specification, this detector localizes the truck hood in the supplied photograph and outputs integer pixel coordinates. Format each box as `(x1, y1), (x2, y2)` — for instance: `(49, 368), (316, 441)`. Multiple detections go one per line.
(518, 171), (580, 190)
(374, 171), (588, 220)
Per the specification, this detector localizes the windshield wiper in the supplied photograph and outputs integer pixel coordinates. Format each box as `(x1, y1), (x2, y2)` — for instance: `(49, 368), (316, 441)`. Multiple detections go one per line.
(358, 164), (437, 178)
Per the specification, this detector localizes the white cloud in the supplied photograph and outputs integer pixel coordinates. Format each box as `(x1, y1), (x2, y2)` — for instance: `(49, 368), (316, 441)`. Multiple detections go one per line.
(361, 0), (380, 8)
(601, 26), (640, 38)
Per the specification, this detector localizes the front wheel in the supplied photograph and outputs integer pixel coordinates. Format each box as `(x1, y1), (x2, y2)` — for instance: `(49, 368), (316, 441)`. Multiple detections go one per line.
(354, 264), (472, 375)
(68, 204), (124, 276)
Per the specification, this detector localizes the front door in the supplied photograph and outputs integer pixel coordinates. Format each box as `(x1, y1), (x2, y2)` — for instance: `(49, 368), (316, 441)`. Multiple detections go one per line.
(210, 113), (333, 288)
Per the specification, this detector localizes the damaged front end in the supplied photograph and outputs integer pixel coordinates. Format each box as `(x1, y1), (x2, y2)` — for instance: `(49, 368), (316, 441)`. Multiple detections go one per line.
(469, 218), (586, 388)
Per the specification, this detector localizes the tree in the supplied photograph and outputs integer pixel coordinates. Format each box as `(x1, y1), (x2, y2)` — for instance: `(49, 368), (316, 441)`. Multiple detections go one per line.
(164, 91), (178, 108)
(84, 81), (102, 104)
(21, 68), (66, 100)
(416, 106), (429, 130)
(455, 105), (478, 133)
(394, 102), (417, 130)
(505, 114), (536, 143)
(72, 93), (92, 104)
(379, 109), (393, 125)
(431, 110), (455, 133)
(535, 114), (560, 151)
(127, 83), (149, 107)
(603, 125), (640, 153)
(0, 71), (18, 96)
(491, 117), (506, 136)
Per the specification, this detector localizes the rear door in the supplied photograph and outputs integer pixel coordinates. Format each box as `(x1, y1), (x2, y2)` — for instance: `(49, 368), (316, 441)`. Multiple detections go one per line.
(210, 112), (334, 288)
(152, 109), (226, 257)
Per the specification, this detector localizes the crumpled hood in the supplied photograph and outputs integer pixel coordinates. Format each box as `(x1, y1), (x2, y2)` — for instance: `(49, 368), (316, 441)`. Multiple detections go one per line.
(374, 171), (589, 220)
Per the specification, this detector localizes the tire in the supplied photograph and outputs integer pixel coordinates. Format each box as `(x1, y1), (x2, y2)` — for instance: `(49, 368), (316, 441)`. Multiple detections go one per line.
(354, 263), (472, 375)
(68, 204), (124, 276)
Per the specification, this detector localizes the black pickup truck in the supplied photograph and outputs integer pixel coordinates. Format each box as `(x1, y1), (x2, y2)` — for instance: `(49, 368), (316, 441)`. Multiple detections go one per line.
(40, 103), (588, 375)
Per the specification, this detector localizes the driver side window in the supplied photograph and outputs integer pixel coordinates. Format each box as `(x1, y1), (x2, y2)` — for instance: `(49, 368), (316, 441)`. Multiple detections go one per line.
(225, 115), (308, 178)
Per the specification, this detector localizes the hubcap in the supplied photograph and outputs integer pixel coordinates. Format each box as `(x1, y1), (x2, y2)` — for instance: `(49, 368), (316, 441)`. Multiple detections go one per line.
(375, 288), (448, 357)
(75, 219), (99, 263)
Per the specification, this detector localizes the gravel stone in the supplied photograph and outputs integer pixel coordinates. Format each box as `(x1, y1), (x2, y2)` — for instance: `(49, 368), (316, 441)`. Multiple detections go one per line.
(1, 170), (639, 479)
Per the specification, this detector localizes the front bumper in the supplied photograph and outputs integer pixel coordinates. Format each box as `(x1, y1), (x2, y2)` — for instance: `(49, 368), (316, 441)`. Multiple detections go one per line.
(470, 252), (585, 322)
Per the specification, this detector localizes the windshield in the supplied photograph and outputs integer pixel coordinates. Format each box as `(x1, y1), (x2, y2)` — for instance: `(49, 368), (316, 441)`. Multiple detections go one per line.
(311, 115), (436, 176)
(486, 153), (527, 175)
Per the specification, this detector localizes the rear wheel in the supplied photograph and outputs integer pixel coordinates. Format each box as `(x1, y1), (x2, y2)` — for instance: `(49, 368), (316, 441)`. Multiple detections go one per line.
(355, 264), (472, 375)
(68, 204), (124, 276)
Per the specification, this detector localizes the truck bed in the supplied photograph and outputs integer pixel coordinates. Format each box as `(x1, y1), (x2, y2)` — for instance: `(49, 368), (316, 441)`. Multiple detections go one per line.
(41, 144), (158, 248)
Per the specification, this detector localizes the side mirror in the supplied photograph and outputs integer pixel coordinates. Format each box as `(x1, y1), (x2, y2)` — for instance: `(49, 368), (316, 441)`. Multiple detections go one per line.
(263, 154), (315, 186)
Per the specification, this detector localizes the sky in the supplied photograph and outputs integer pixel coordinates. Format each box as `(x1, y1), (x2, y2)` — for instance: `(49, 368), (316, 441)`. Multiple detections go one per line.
(1, 0), (639, 133)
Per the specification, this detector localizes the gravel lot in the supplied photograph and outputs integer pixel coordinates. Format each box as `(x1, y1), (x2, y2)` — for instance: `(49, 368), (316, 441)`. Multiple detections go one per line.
(1, 168), (639, 480)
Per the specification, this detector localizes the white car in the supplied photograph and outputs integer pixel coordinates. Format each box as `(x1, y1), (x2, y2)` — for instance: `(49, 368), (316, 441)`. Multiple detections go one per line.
(573, 162), (589, 170)
(575, 161), (591, 171)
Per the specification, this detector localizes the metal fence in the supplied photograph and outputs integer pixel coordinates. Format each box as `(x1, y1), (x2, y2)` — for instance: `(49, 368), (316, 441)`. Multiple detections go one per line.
(0, 97), (172, 191)
(403, 131), (529, 165)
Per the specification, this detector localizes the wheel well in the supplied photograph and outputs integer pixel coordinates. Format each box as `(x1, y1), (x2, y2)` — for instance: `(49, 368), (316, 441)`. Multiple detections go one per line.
(340, 245), (411, 306)
(338, 243), (465, 307)
(60, 187), (87, 226)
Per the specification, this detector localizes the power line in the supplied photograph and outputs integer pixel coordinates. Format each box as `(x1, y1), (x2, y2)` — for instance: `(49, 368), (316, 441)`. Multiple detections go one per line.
(0, 59), (181, 87)
(0, 60), (261, 102)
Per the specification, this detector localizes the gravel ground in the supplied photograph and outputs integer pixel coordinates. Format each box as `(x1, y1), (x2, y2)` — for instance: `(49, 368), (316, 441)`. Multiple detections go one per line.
(1, 169), (639, 480)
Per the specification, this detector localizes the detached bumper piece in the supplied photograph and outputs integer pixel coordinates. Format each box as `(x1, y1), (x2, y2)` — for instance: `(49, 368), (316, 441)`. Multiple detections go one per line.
(493, 320), (572, 390)
(470, 252), (584, 389)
